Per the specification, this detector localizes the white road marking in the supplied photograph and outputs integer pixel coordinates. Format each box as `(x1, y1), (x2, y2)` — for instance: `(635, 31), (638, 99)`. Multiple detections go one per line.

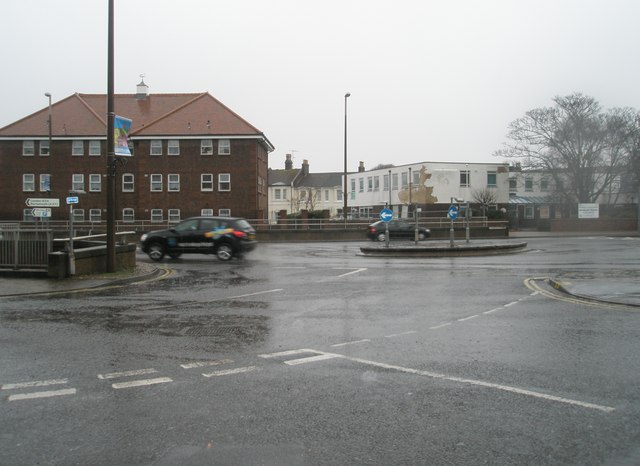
(111, 377), (173, 389)
(385, 331), (417, 338)
(504, 301), (519, 307)
(259, 349), (320, 359)
(202, 366), (258, 377)
(458, 315), (480, 322)
(273, 267), (306, 269)
(2, 379), (68, 390)
(180, 359), (233, 369)
(429, 323), (452, 330)
(8, 388), (77, 401)
(311, 350), (614, 413)
(98, 368), (158, 380)
(483, 308), (503, 315)
(334, 268), (367, 278)
(284, 354), (341, 366)
(331, 339), (371, 347)
(228, 289), (283, 299)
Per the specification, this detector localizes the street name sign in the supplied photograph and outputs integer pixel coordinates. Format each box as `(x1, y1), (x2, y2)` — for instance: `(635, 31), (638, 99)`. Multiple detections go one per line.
(66, 196), (79, 204)
(31, 208), (52, 218)
(380, 208), (393, 222)
(26, 198), (60, 207)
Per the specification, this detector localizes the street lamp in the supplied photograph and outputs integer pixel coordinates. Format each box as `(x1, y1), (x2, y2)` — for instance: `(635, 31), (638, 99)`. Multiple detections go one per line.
(343, 92), (351, 225)
(44, 93), (52, 191)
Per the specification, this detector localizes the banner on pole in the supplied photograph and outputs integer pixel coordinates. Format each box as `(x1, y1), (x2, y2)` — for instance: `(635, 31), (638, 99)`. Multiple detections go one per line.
(114, 115), (133, 156)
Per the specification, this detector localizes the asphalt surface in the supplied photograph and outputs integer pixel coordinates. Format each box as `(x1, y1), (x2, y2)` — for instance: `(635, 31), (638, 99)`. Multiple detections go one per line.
(1, 232), (637, 306)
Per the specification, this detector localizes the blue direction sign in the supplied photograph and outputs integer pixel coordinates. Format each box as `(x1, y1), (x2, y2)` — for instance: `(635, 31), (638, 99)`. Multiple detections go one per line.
(66, 196), (79, 204)
(380, 208), (393, 222)
(447, 204), (459, 220)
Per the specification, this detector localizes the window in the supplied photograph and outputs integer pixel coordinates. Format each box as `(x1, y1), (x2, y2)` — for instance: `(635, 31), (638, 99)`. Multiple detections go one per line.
(325, 190), (330, 201)
(367, 177), (373, 192)
(373, 176), (380, 192)
(168, 140), (180, 156)
(90, 209), (102, 222)
(122, 173), (134, 192)
(168, 209), (181, 223)
(150, 209), (163, 222)
(540, 178), (549, 192)
(40, 140), (50, 156)
(23, 174), (35, 192)
(392, 173), (399, 190)
(150, 174), (162, 192)
(72, 140), (84, 156)
(218, 139), (230, 155)
(359, 178), (364, 193)
(122, 208), (135, 223)
(89, 174), (101, 192)
(282, 188), (287, 200)
(150, 140), (162, 155)
(274, 188), (281, 200)
(23, 141), (35, 156)
(383, 174), (389, 191)
(168, 174), (180, 192)
(525, 205), (534, 219)
(219, 208), (231, 217)
(72, 174), (84, 192)
(40, 174), (51, 192)
(509, 178), (517, 192)
(413, 170), (420, 186)
(89, 140), (101, 156)
(487, 171), (497, 187)
(201, 208), (214, 217)
(351, 179), (356, 199)
(201, 174), (214, 191)
(337, 190), (343, 201)
(72, 209), (84, 222)
(525, 177), (533, 192)
(201, 139), (213, 155)
(401, 172), (408, 189)
(218, 173), (230, 191)
(460, 170), (470, 187)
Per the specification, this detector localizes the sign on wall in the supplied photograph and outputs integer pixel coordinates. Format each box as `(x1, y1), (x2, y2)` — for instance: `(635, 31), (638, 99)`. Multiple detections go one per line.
(578, 203), (599, 219)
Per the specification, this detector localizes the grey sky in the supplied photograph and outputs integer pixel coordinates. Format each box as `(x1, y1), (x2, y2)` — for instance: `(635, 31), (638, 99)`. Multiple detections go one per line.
(2, 0), (639, 173)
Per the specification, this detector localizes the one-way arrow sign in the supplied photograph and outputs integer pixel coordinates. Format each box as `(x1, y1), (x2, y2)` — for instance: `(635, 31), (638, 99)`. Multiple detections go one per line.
(26, 198), (60, 207)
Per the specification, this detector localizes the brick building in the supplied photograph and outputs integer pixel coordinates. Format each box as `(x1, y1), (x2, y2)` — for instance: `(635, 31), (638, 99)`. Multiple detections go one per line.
(0, 81), (274, 224)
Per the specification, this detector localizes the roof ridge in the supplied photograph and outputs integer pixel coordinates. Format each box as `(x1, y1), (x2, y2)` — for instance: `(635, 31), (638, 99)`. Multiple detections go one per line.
(129, 92), (208, 135)
(74, 93), (106, 127)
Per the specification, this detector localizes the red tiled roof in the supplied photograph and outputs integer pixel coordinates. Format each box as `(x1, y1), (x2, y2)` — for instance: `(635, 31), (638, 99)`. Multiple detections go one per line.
(0, 92), (266, 138)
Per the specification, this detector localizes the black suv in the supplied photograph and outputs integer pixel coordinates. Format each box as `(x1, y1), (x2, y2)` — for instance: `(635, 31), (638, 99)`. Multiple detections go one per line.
(367, 220), (431, 242)
(140, 216), (257, 261)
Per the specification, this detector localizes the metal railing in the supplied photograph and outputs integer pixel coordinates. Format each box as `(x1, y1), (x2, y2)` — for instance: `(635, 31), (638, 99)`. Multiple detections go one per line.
(0, 227), (53, 270)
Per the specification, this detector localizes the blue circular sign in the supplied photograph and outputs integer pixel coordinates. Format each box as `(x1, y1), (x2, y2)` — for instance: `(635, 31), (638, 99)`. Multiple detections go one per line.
(447, 205), (459, 220)
(380, 208), (393, 222)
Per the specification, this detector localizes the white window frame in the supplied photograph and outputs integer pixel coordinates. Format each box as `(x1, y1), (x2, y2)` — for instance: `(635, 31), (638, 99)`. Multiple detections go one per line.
(23, 174), (35, 192)
(525, 205), (535, 219)
(525, 177), (533, 192)
(150, 140), (162, 156)
(460, 170), (470, 187)
(72, 208), (85, 222)
(367, 176), (373, 192)
(540, 178), (549, 192)
(122, 208), (135, 223)
(401, 172), (408, 189)
(23, 140), (35, 156)
(201, 208), (214, 217)
(150, 209), (163, 223)
(218, 139), (231, 155)
(89, 140), (101, 156)
(274, 188), (281, 200)
(167, 140), (180, 156)
(487, 171), (497, 188)
(168, 209), (181, 223)
(373, 177), (380, 192)
(72, 140), (84, 156)
(218, 208), (231, 217)
(392, 173), (399, 191)
(359, 178), (364, 193)
(89, 208), (102, 222)
(122, 173), (134, 192)
(218, 173), (231, 191)
(150, 174), (162, 192)
(168, 174), (180, 192)
(39, 174), (51, 192)
(89, 174), (102, 192)
(201, 139), (213, 155)
(39, 140), (50, 156)
(72, 174), (84, 192)
(201, 174), (214, 191)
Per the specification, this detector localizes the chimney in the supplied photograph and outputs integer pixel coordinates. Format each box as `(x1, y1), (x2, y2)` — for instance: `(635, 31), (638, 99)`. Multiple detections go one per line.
(136, 78), (149, 100)
(302, 159), (309, 176)
(358, 161), (365, 172)
(285, 153), (293, 170)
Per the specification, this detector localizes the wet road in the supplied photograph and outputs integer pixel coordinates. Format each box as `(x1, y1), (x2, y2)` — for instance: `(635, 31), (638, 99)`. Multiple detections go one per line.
(1, 236), (640, 465)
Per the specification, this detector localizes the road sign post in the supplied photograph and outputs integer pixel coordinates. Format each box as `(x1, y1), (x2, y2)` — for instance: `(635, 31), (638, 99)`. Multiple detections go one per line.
(380, 208), (393, 248)
(448, 203), (459, 247)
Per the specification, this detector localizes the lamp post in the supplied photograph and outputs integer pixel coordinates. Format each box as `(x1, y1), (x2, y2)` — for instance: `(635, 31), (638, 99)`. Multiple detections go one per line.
(343, 92), (351, 225)
(44, 93), (53, 194)
(106, 0), (116, 272)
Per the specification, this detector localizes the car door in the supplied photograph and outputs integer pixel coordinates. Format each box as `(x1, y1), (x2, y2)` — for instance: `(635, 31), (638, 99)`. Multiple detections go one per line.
(171, 218), (201, 253)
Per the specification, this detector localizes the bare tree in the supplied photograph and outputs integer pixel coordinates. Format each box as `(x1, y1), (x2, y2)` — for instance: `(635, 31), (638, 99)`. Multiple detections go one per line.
(496, 94), (637, 204)
(472, 188), (497, 217)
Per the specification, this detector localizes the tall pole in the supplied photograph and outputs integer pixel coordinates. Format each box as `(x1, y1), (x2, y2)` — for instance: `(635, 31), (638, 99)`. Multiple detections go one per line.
(106, 0), (116, 272)
(44, 93), (52, 193)
(343, 92), (350, 225)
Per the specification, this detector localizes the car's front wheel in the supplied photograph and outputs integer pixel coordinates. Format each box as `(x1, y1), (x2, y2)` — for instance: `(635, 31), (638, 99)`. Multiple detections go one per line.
(147, 242), (165, 261)
(216, 243), (234, 261)
(418, 232), (426, 241)
(376, 233), (386, 242)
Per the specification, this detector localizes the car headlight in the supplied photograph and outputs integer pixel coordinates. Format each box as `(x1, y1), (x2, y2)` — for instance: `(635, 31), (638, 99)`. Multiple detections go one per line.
(140, 234), (147, 242)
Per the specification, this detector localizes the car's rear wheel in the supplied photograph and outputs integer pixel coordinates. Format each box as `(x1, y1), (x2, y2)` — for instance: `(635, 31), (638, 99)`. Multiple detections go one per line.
(418, 232), (426, 241)
(216, 243), (234, 261)
(376, 233), (386, 242)
(148, 242), (165, 261)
